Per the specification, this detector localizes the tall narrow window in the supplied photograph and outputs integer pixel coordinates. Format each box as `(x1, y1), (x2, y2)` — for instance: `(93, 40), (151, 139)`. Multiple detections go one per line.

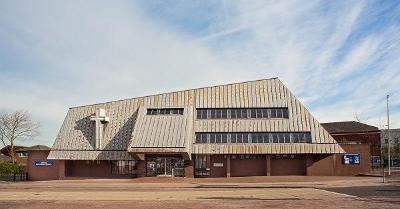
(195, 155), (209, 176)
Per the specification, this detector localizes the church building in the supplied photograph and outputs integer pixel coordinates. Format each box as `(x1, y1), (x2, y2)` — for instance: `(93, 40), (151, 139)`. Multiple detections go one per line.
(29, 78), (364, 179)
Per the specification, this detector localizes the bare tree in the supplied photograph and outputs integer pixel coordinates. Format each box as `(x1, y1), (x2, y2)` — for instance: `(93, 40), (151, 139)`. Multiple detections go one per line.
(0, 110), (40, 163)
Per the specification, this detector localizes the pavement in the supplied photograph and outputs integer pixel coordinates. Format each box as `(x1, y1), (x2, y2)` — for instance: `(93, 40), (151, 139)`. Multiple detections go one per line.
(0, 176), (399, 209)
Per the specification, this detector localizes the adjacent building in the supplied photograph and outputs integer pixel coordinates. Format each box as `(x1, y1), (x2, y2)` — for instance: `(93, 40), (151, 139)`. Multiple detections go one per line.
(27, 78), (371, 179)
(381, 129), (400, 166)
(321, 121), (379, 172)
(0, 145), (28, 165)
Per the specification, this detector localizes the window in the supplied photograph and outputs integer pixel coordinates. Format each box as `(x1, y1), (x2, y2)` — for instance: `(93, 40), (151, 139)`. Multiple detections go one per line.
(242, 133), (249, 143)
(17, 152), (28, 157)
(146, 108), (184, 115)
(283, 109), (289, 118)
(196, 108), (289, 119)
(230, 133), (237, 143)
(195, 132), (312, 144)
(195, 133), (208, 143)
(272, 133), (279, 143)
(221, 134), (228, 143)
(111, 160), (137, 175)
(195, 155), (209, 176)
(270, 109), (277, 118)
(209, 133), (216, 143)
(231, 155), (265, 160)
(230, 109), (238, 119)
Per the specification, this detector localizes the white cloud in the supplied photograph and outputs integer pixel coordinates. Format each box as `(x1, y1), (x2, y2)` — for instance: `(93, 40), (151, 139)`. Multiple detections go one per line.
(0, 0), (399, 146)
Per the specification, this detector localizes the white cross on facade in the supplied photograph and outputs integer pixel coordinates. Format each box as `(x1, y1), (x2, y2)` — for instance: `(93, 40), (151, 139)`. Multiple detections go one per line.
(90, 108), (110, 150)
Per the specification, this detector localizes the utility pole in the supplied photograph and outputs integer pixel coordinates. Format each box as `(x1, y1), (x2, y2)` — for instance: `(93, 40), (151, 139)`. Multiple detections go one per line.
(387, 95), (391, 176)
(381, 123), (385, 183)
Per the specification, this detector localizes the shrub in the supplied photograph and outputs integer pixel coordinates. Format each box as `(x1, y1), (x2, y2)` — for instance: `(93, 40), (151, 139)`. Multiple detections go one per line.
(0, 162), (19, 175)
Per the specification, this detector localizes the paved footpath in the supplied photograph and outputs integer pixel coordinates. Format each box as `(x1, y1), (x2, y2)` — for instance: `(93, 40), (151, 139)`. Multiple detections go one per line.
(0, 176), (399, 209)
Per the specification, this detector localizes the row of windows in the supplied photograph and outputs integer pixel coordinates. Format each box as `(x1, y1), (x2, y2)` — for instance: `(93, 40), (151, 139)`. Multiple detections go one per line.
(196, 108), (289, 119)
(195, 132), (312, 144)
(146, 108), (184, 115)
(232, 154), (266, 160)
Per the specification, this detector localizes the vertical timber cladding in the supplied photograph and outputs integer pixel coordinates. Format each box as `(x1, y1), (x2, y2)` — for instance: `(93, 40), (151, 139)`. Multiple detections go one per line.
(191, 78), (344, 176)
(48, 78), (345, 179)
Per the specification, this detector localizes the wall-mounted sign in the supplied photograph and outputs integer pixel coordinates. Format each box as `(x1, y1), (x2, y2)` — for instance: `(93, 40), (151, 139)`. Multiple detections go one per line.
(343, 154), (360, 165)
(34, 160), (54, 166)
(213, 163), (224, 167)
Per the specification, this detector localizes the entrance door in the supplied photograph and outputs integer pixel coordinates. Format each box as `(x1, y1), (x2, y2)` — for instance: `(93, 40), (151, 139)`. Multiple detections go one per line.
(146, 156), (184, 176)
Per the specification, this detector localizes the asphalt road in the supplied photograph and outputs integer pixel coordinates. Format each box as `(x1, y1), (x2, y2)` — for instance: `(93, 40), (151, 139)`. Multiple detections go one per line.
(0, 177), (399, 209)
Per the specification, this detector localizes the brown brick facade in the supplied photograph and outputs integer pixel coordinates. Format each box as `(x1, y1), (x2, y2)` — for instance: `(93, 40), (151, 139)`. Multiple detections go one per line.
(27, 150), (64, 181)
(27, 144), (370, 180)
(307, 144), (371, 176)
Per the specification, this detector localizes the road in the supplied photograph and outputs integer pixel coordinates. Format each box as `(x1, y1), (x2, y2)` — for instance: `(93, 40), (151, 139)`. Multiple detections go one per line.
(0, 176), (399, 209)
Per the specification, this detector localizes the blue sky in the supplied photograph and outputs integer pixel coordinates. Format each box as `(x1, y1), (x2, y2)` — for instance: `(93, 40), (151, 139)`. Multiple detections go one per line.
(0, 0), (399, 146)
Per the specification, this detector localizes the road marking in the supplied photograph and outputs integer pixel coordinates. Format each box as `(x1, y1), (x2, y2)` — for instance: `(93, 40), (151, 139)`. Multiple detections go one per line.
(314, 189), (357, 198)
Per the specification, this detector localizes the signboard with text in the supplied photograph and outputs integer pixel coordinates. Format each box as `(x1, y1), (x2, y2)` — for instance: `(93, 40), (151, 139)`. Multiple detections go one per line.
(213, 163), (224, 167)
(343, 154), (360, 165)
(34, 160), (54, 166)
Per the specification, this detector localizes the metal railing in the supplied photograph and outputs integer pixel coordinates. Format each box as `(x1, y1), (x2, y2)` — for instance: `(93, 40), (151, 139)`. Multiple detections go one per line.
(0, 171), (27, 181)
(172, 168), (185, 177)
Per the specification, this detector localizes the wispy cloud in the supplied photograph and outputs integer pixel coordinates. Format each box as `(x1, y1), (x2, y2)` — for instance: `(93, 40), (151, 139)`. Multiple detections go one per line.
(0, 0), (399, 146)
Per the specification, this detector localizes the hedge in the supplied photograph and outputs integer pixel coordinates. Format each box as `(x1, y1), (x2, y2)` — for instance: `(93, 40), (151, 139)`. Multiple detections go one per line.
(0, 162), (20, 175)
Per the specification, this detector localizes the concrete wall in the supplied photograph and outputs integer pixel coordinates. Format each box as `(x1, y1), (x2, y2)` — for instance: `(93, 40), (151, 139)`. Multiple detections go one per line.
(27, 150), (64, 181)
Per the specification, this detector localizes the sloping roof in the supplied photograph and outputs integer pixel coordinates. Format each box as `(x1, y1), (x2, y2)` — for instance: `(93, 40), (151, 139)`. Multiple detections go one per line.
(0, 145), (28, 156)
(22, 145), (51, 151)
(321, 121), (379, 134)
(128, 106), (193, 153)
(49, 78), (344, 160)
(48, 150), (135, 160)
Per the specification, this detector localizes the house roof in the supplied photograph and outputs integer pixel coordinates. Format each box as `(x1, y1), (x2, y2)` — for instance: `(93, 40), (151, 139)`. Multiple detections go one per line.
(321, 121), (379, 134)
(21, 145), (51, 151)
(0, 145), (28, 156)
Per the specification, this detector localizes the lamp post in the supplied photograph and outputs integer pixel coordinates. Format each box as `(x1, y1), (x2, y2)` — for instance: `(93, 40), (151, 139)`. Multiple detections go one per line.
(387, 95), (391, 176)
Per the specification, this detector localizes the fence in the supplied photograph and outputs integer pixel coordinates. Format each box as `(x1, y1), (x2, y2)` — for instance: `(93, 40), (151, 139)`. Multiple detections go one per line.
(0, 169), (27, 181)
(172, 168), (185, 177)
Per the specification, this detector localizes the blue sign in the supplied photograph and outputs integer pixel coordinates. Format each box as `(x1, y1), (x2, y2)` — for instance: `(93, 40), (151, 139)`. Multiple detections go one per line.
(343, 154), (360, 165)
(34, 160), (54, 166)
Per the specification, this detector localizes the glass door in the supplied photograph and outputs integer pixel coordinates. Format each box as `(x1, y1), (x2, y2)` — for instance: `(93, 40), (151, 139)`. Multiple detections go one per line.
(146, 156), (184, 176)
(155, 157), (166, 175)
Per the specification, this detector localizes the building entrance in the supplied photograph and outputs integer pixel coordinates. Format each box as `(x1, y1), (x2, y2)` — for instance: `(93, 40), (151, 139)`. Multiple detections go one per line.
(146, 156), (184, 176)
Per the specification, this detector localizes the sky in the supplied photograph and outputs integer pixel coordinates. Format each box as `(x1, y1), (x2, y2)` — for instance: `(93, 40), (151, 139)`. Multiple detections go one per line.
(0, 0), (399, 147)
